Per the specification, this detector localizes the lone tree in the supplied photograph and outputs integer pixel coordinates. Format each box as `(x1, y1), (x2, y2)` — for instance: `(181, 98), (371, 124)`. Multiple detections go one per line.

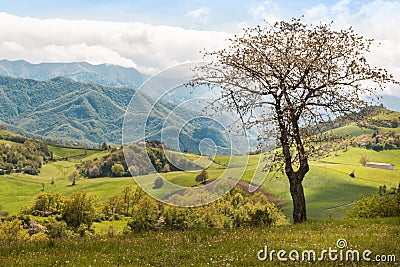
(68, 170), (81, 186)
(190, 18), (398, 223)
(153, 177), (164, 189)
(195, 169), (209, 184)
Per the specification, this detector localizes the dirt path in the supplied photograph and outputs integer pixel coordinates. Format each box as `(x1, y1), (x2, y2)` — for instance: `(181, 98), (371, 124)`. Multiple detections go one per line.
(325, 202), (354, 211)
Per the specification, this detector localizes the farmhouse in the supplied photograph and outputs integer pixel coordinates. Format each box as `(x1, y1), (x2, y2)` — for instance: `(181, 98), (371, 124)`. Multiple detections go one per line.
(365, 162), (394, 170)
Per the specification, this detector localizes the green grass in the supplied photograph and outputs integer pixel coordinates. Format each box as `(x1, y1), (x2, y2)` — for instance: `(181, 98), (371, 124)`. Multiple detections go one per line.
(0, 151), (136, 214)
(0, 139), (21, 145)
(260, 148), (400, 221)
(331, 124), (374, 136)
(0, 129), (23, 136)
(1, 147), (399, 221)
(48, 145), (101, 160)
(0, 217), (398, 266)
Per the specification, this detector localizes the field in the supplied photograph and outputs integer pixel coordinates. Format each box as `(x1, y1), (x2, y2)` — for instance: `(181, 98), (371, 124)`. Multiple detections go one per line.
(48, 145), (101, 160)
(0, 217), (398, 266)
(1, 144), (399, 222)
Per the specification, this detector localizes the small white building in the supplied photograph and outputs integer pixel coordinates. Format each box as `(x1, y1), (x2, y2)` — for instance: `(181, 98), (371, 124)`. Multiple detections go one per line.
(365, 162), (394, 170)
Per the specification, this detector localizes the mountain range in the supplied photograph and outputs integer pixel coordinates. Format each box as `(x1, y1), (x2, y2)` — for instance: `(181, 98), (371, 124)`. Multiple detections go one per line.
(0, 75), (231, 151)
(0, 59), (145, 87)
(0, 59), (398, 148)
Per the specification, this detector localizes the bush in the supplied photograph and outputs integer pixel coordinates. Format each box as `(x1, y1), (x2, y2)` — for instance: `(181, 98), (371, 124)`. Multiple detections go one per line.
(128, 195), (161, 232)
(62, 191), (99, 230)
(346, 192), (400, 218)
(127, 186), (289, 232)
(30, 192), (65, 215)
(0, 219), (30, 245)
(29, 232), (49, 243)
(111, 163), (124, 177)
(153, 177), (164, 189)
(195, 169), (208, 184)
(45, 220), (76, 239)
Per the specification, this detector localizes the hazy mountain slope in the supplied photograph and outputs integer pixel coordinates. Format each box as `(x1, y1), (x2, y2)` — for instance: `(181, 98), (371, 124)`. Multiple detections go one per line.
(0, 76), (231, 150)
(0, 76), (136, 144)
(0, 59), (145, 87)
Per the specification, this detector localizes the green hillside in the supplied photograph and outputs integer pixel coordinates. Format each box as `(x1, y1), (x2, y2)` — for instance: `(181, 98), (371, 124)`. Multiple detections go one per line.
(0, 76), (232, 151)
(0, 108), (399, 220)
(1, 145), (399, 221)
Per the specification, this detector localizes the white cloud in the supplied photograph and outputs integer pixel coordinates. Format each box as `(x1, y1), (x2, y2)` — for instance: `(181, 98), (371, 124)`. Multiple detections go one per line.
(302, 0), (400, 96)
(0, 12), (228, 74)
(249, 0), (281, 24)
(0, 0), (399, 96)
(186, 7), (210, 23)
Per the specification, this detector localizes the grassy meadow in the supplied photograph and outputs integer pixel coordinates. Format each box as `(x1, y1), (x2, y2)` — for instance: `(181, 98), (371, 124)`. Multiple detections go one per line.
(0, 128), (399, 266)
(1, 112), (400, 266)
(1, 144), (399, 221)
(0, 217), (398, 266)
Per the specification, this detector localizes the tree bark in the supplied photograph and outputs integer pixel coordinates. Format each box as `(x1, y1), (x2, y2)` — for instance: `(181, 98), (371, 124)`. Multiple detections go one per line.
(289, 174), (307, 223)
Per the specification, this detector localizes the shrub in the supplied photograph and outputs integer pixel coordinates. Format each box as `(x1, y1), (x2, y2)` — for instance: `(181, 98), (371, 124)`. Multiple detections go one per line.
(127, 186), (289, 232)
(195, 169), (208, 184)
(346, 192), (400, 218)
(45, 220), (76, 239)
(30, 192), (65, 215)
(128, 195), (161, 232)
(62, 191), (99, 230)
(153, 177), (164, 189)
(111, 163), (124, 177)
(29, 232), (49, 243)
(0, 219), (30, 245)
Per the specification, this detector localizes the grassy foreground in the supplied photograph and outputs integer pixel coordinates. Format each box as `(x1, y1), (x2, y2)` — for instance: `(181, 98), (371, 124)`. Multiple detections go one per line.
(0, 217), (398, 266)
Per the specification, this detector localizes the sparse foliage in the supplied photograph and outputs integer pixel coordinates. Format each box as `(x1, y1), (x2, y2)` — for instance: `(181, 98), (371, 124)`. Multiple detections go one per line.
(359, 156), (369, 166)
(190, 18), (398, 223)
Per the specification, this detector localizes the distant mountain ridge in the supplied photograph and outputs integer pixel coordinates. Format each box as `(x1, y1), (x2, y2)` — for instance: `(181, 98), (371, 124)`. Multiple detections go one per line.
(0, 59), (398, 149)
(0, 59), (146, 87)
(0, 59), (398, 111)
(0, 76), (135, 144)
(0, 75), (231, 151)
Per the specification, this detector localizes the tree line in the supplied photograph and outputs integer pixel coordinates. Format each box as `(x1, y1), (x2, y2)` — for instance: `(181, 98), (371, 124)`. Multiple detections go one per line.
(0, 141), (53, 175)
(77, 143), (199, 178)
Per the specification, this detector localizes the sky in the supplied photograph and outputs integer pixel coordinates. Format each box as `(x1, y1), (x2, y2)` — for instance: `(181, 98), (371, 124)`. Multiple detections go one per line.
(0, 0), (399, 95)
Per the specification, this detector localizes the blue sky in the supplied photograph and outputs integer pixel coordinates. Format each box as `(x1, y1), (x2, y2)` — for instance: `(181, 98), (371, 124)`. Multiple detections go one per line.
(0, 0), (370, 31)
(0, 0), (399, 95)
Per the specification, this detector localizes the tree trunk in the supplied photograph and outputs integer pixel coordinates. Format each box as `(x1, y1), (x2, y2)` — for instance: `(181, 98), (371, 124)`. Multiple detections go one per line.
(289, 175), (307, 223)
